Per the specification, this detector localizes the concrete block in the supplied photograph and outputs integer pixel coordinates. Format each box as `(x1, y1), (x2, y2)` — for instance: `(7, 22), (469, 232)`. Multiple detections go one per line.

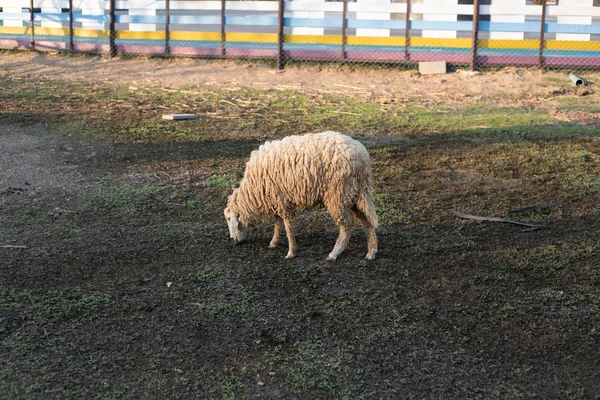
(418, 61), (447, 75)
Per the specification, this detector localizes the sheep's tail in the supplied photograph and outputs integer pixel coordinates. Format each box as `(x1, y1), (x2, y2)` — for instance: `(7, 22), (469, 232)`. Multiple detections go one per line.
(357, 191), (379, 229)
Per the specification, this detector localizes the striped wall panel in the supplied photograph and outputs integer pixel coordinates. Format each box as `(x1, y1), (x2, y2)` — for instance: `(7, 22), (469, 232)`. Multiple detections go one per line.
(1, 0), (599, 68)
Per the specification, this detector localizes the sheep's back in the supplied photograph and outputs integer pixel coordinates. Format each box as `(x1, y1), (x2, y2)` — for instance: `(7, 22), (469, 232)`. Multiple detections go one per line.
(243, 132), (372, 208)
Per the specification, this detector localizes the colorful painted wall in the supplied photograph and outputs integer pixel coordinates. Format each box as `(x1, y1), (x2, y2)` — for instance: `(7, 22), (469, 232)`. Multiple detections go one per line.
(1, 0), (599, 68)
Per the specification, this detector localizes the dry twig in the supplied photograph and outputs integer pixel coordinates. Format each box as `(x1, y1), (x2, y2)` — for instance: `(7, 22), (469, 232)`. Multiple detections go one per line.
(332, 84), (365, 90)
(334, 111), (362, 116)
(453, 211), (544, 229)
(509, 200), (559, 214)
(220, 100), (240, 108)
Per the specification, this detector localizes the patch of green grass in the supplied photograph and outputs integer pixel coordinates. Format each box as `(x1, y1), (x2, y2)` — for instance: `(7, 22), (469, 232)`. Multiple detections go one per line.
(32, 289), (116, 326)
(206, 174), (236, 188)
(79, 181), (199, 215)
(479, 142), (600, 198)
(267, 340), (353, 394)
(373, 191), (411, 226)
(406, 104), (554, 134)
(542, 76), (571, 87)
(215, 376), (246, 400)
(557, 95), (600, 113)
(190, 265), (222, 287)
(416, 140), (600, 207)
(457, 123), (600, 141)
(116, 87), (131, 101)
(190, 289), (256, 315)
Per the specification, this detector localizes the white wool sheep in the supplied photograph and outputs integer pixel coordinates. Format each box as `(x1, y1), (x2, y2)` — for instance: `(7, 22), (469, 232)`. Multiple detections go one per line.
(224, 131), (378, 260)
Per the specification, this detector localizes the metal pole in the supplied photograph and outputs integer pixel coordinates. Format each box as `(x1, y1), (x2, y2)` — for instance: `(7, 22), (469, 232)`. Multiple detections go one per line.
(221, 0), (226, 57)
(404, 0), (411, 61)
(341, 0), (347, 60)
(165, 0), (170, 55)
(109, 0), (116, 57)
(538, 0), (547, 69)
(470, 0), (480, 71)
(30, 0), (35, 48)
(69, 0), (73, 52)
(277, 0), (284, 70)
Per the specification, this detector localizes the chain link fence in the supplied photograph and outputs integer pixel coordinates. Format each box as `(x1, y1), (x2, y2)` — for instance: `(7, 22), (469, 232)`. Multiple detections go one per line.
(1, 0), (599, 71)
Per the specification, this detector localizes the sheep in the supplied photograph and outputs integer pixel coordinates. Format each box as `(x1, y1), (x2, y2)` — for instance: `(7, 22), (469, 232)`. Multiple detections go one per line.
(224, 131), (378, 261)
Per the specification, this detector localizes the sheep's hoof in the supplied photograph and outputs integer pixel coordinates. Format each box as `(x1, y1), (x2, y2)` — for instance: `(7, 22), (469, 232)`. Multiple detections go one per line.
(268, 242), (279, 249)
(285, 252), (297, 259)
(365, 252), (377, 261)
(326, 254), (337, 261)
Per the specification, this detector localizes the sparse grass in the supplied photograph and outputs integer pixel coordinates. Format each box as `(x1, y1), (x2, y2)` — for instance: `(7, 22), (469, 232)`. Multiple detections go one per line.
(0, 76), (583, 143)
(267, 340), (352, 393)
(1, 68), (600, 399)
(372, 191), (412, 225)
(542, 76), (572, 87)
(206, 174), (237, 189)
(557, 94), (600, 114)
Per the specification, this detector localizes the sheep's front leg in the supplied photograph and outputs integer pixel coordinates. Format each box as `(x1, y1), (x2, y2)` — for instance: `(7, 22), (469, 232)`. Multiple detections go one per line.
(283, 218), (298, 259)
(327, 225), (352, 261)
(269, 217), (283, 248)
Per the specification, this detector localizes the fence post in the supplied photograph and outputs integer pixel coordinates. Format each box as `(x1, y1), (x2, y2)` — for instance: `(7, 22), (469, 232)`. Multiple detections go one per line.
(470, 0), (480, 71)
(341, 0), (347, 60)
(221, 0), (226, 57)
(538, 0), (547, 69)
(277, 0), (284, 70)
(69, 0), (73, 52)
(29, 0), (35, 48)
(165, 0), (170, 55)
(109, 0), (116, 57)
(404, 0), (411, 61)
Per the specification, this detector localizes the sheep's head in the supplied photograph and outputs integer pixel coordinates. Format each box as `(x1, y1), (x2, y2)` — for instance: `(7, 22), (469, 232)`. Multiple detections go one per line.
(224, 192), (247, 243)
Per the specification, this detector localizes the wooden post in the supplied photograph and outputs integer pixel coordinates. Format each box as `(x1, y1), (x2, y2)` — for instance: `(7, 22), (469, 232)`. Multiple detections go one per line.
(404, 0), (411, 61)
(165, 0), (170, 55)
(341, 0), (347, 60)
(221, 0), (226, 57)
(470, 0), (480, 71)
(69, 0), (74, 51)
(109, 0), (116, 57)
(29, 0), (35, 48)
(277, 0), (284, 70)
(538, 0), (547, 69)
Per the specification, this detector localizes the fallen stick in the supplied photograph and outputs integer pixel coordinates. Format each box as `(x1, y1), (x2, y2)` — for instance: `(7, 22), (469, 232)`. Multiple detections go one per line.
(334, 111), (362, 116)
(219, 100), (240, 108)
(509, 200), (559, 214)
(452, 211), (545, 229)
(0, 245), (27, 249)
(521, 227), (543, 232)
(332, 84), (366, 90)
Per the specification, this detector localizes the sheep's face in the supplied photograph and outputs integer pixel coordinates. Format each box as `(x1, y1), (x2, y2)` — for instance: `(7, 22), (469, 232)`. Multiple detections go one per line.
(224, 207), (247, 243)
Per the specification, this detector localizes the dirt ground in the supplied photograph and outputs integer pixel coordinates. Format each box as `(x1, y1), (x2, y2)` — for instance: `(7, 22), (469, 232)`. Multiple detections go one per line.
(0, 52), (582, 101)
(1, 52), (600, 399)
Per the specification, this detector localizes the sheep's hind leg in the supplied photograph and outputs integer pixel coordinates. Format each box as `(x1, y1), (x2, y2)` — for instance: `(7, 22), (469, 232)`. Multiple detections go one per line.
(327, 225), (352, 261)
(269, 217), (283, 248)
(355, 210), (378, 260)
(283, 218), (298, 259)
